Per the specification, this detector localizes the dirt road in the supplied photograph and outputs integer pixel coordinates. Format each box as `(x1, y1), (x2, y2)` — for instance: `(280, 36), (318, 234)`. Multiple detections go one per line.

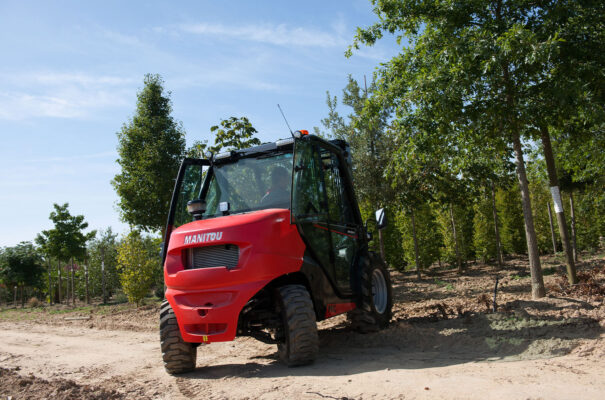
(1, 257), (604, 399)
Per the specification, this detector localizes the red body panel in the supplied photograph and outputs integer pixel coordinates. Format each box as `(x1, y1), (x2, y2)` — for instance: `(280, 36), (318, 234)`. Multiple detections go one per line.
(164, 209), (306, 343)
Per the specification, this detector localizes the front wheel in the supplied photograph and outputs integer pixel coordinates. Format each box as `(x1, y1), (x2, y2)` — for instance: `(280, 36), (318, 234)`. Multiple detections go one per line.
(160, 300), (197, 374)
(349, 259), (393, 333)
(276, 284), (319, 367)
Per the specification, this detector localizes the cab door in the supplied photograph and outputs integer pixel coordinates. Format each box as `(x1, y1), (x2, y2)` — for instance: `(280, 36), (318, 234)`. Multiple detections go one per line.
(292, 138), (360, 295)
(318, 147), (360, 292)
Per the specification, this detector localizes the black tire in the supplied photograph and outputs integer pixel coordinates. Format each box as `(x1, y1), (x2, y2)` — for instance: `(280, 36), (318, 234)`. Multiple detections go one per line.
(160, 300), (197, 374)
(349, 258), (393, 333)
(276, 285), (319, 367)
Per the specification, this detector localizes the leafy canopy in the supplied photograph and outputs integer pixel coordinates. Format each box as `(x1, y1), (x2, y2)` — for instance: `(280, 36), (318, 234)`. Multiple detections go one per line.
(112, 74), (186, 233)
(36, 203), (96, 263)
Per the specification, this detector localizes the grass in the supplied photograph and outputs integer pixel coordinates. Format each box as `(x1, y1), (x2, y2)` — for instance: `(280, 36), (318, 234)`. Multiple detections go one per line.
(0, 299), (157, 322)
(434, 278), (455, 290)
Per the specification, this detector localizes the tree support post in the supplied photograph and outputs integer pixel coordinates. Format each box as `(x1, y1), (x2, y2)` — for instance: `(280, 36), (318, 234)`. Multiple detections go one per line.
(540, 126), (577, 285)
(58, 262), (62, 304)
(47, 260), (52, 305)
(569, 192), (578, 262)
(547, 202), (558, 256)
(491, 182), (503, 268)
(71, 258), (75, 306)
(85, 260), (90, 304)
(101, 247), (107, 304)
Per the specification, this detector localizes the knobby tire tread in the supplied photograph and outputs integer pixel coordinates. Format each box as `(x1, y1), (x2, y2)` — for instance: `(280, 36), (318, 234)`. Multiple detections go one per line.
(160, 300), (197, 374)
(277, 285), (319, 367)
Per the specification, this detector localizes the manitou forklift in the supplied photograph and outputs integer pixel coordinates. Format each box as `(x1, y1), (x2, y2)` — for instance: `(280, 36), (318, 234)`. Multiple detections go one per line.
(160, 131), (392, 374)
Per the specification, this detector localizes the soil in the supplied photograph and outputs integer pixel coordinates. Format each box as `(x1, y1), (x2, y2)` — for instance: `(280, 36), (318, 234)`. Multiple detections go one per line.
(1, 254), (604, 400)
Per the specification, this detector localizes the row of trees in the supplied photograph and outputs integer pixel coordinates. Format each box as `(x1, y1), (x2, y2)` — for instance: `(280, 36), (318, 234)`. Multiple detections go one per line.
(317, 0), (604, 298)
(317, 76), (603, 275)
(0, 204), (162, 307)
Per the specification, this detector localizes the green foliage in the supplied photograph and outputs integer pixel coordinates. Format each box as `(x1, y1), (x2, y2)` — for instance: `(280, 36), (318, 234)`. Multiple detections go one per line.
(347, 0), (605, 279)
(112, 74), (186, 233)
(496, 186), (526, 255)
(116, 230), (158, 306)
(86, 228), (120, 299)
(317, 77), (402, 265)
(435, 204), (474, 266)
(473, 193), (497, 263)
(209, 116), (261, 154)
(528, 175), (555, 254)
(186, 140), (210, 159)
(396, 204), (441, 270)
(362, 205), (406, 269)
(572, 185), (605, 252)
(36, 203), (96, 263)
(0, 242), (45, 290)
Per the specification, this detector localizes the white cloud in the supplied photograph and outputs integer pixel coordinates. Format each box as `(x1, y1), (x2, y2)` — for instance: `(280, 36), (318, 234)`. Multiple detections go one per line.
(180, 22), (347, 48)
(0, 72), (134, 120)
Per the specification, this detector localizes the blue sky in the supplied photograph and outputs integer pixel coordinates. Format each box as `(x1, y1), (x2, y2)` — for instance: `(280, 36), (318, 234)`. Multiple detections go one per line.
(0, 0), (400, 247)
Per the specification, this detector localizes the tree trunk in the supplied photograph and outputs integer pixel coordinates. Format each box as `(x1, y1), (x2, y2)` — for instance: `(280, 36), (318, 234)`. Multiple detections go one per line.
(47, 260), (52, 305)
(491, 182), (503, 268)
(500, 30), (545, 298)
(547, 202), (558, 255)
(85, 260), (90, 304)
(65, 265), (69, 304)
(58, 262), (62, 304)
(411, 210), (421, 280)
(101, 247), (107, 304)
(511, 132), (545, 298)
(539, 125), (577, 284)
(71, 258), (75, 306)
(569, 191), (578, 262)
(449, 205), (463, 274)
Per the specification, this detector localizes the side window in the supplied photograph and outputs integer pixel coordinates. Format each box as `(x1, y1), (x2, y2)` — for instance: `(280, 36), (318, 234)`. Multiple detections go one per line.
(321, 149), (356, 225)
(173, 163), (207, 228)
(292, 139), (327, 220)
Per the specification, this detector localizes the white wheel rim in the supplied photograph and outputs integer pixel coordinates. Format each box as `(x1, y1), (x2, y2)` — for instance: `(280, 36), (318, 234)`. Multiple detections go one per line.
(371, 269), (388, 314)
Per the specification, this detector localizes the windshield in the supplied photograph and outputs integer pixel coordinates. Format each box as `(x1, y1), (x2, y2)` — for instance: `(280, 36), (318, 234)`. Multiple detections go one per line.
(202, 152), (293, 218)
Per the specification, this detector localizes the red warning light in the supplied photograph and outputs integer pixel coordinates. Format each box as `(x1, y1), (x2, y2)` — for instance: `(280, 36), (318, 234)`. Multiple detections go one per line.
(299, 130), (309, 135)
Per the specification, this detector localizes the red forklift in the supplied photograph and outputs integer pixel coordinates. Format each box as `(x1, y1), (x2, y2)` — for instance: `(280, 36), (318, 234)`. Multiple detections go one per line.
(160, 131), (392, 374)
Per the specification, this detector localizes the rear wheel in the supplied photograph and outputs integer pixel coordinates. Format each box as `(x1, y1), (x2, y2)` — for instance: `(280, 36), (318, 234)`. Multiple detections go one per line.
(276, 285), (319, 367)
(349, 260), (393, 333)
(160, 300), (197, 374)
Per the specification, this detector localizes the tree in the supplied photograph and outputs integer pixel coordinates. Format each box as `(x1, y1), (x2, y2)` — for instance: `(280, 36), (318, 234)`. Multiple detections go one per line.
(112, 74), (186, 234)
(116, 230), (158, 306)
(396, 203), (441, 276)
(209, 116), (261, 154)
(86, 228), (120, 302)
(348, 0), (605, 297)
(316, 77), (400, 265)
(36, 203), (96, 305)
(0, 242), (45, 306)
(186, 116), (262, 160)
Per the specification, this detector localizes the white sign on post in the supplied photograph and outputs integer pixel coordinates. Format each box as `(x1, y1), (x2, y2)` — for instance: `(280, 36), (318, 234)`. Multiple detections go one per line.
(550, 186), (563, 213)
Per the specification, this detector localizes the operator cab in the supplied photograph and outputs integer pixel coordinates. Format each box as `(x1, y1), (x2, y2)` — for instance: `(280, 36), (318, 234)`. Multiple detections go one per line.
(163, 132), (364, 299)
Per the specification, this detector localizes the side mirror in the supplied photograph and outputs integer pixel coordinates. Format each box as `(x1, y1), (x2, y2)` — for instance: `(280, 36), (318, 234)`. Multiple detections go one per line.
(375, 208), (387, 230)
(187, 199), (206, 220)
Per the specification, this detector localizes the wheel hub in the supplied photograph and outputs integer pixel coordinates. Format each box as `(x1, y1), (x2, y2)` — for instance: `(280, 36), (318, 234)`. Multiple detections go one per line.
(371, 268), (388, 314)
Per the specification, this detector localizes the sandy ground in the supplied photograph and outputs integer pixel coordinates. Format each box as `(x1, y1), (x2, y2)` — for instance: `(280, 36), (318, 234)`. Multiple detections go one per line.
(1, 254), (604, 400)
